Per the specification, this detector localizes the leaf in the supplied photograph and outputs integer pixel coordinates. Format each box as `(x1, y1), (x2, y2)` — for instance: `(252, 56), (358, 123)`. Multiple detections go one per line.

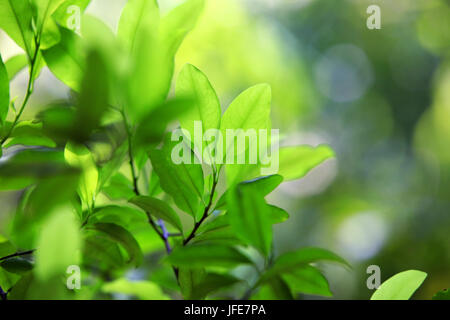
(0, 268), (21, 292)
(4, 121), (56, 148)
(277, 145), (335, 181)
(5, 54), (28, 81)
(64, 142), (98, 210)
(176, 63), (221, 154)
(370, 270), (428, 300)
(118, 0), (159, 53)
(102, 278), (169, 300)
(432, 289), (450, 300)
(160, 0), (205, 56)
(0, 53), (9, 126)
(0, 236), (16, 258)
(83, 233), (125, 269)
(190, 272), (241, 300)
(88, 205), (147, 230)
(166, 244), (252, 268)
(34, 208), (82, 281)
(101, 172), (135, 201)
(90, 223), (143, 267)
(262, 247), (350, 281)
(31, 0), (65, 36)
(240, 174), (283, 196)
(149, 138), (204, 219)
(42, 26), (85, 91)
(252, 276), (293, 300)
(268, 205), (289, 224)
(227, 186), (272, 256)
(130, 196), (183, 233)
(282, 265), (332, 297)
(0, 257), (34, 275)
(0, 0), (35, 58)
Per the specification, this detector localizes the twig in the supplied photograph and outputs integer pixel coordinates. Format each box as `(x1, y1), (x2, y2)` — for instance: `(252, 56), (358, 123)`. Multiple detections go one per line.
(0, 250), (35, 262)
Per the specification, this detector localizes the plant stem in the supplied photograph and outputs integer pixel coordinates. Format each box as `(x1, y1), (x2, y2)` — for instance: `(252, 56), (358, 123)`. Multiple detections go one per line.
(183, 175), (218, 245)
(1, 39), (40, 146)
(120, 110), (178, 279)
(0, 249), (36, 262)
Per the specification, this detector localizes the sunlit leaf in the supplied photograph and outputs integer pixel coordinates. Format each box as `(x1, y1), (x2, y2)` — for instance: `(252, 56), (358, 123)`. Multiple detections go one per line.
(65, 142), (98, 210)
(42, 26), (85, 91)
(370, 270), (427, 300)
(4, 54), (28, 81)
(34, 208), (82, 281)
(102, 278), (169, 300)
(0, 53), (9, 126)
(0, 0), (35, 58)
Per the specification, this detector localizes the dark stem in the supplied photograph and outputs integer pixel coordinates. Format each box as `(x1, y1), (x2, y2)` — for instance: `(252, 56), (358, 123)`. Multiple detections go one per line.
(121, 110), (178, 279)
(183, 176), (218, 245)
(0, 250), (35, 262)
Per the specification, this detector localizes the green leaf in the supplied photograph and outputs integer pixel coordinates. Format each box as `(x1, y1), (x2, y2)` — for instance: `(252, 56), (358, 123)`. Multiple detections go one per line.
(277, 145), (335, 181)
(52, 0), (91, 30)
(42, 26), (84, 91)
(0, 268), (21, 292)
(176, 64), (221, 154)
(432, 289), (450, 300)
(0, 0), (35, 58)
(4, 121), (56, 148)
(130, 196), (183, 234)
(64, 142), (98, 210)
(281, 265), (332, 297)
(0, 53), (9, 126)
(88, 205), (147, 230)
(118, 0), (159, 53)
(268, 205), (289, 224)
(252, 276), (293, 300)
(102, 278), (169, 300)
(370, 270), (428, 300)
(262, 247), (350, 281)
(160, 0), (205, 56)
(83, 233), (125, 269)
(34, 208), (82, 281)
(0, 236), (16, 258)
(31, 0), (65, 36)
(149, 138), (204, 219)
(190, 272), (241, 300)
(240, 174), (283, 196)
(227, 186), (272, 256)
(0, 257), (34, 275)
(166, 244), (252, 268)
(5, 54), (28, 81)
(101, 173), (135, 201)
(90, 223), (143, 267)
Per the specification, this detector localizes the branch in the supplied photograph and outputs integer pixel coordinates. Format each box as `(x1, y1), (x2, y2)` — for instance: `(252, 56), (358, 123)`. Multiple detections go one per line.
(183, 176), (218, 245)
(0, 250), (35, 262)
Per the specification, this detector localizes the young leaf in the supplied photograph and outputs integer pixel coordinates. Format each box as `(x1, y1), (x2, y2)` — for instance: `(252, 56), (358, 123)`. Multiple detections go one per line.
(268, 205), (289, 224)
(0, 53), (9, 126)
(370, 270), (428, 300)
(130, 196), (183, 233)
(227, 186), (272, 256)
(277, 145), (335, 181)
(160, 0), (205, 56)
(5, 54), (28, 81)
(4, 121), (56, 148)
(102, 278), (169, 300)
(31, 0), (65, 37)
(42, 26), (84, 91)
(90, 223), (144, 267)
(34, 208), (82, 281)
(166, 244), (252, 268)
(0, 0), (35, 58)
(64, 142), (98, 210)
(176, 64), (221, 154)
(240, 174), (283, 196)
(118, 0), (159, 53)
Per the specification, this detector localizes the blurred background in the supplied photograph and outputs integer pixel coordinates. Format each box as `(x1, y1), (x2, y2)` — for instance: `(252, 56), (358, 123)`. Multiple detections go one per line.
(1, 0), (449, 299)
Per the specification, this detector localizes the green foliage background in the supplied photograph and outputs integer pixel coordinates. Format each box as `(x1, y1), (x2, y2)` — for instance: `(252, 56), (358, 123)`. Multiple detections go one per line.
(0, 0), (449, 300)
